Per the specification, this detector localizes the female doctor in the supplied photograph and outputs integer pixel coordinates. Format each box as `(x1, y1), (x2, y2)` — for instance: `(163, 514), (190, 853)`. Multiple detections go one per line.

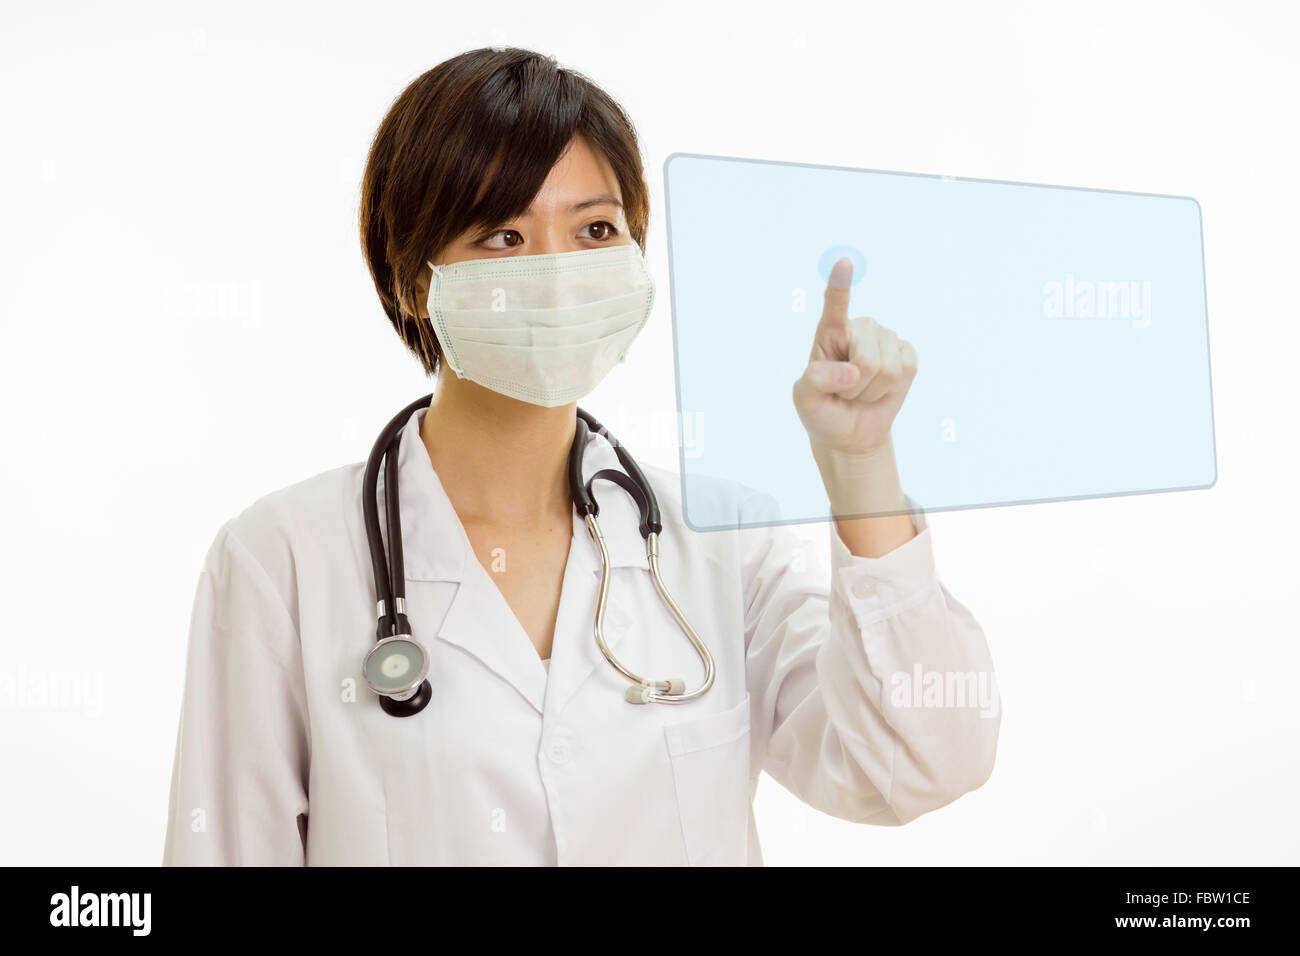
(163, 46), (999, 866)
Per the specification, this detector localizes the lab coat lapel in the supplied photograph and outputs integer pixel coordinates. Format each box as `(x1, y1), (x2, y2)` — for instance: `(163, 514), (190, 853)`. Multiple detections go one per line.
(388, 404), (547, 714)
(432, 569), (547, 714)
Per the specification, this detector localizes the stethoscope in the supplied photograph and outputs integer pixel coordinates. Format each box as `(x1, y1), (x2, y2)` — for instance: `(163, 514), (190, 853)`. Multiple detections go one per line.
(360, 394), (716, 717)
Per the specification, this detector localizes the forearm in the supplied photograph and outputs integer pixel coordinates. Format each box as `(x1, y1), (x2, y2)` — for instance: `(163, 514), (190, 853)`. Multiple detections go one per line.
(810, 434), (916, 558)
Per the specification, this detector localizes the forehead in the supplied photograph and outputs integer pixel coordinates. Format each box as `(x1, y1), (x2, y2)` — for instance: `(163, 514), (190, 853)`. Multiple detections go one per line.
(530, 136), (622, 206)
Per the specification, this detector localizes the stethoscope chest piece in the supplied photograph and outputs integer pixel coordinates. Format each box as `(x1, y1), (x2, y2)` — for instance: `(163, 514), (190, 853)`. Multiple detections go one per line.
(364, 635), (433, 718)
(363, 634), (429, 697)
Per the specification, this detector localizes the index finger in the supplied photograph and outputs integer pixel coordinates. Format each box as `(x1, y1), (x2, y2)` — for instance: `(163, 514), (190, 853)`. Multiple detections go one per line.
(816, 256), (853, 342)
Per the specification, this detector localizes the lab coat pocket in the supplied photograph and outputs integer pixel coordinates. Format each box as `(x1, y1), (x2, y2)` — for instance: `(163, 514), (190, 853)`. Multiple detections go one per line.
(664, 691), (752, 866)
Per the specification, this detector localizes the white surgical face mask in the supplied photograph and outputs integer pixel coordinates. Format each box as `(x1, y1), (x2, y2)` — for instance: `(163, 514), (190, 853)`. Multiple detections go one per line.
(425, 243), (655, 407)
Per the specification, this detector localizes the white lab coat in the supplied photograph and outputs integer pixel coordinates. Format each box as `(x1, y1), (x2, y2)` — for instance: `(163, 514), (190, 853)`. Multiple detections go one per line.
(163, 404), (1000, 866)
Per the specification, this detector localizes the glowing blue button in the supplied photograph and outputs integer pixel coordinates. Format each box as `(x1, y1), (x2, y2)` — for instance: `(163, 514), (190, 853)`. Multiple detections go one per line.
(818, 244), (867, 286)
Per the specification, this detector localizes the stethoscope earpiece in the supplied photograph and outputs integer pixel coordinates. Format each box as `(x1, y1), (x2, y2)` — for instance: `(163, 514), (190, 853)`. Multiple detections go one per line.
(625, 679), (686, 704)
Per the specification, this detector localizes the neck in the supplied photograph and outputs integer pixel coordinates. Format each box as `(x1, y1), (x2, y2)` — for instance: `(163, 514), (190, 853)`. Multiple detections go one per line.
(419, 372), (577, 527)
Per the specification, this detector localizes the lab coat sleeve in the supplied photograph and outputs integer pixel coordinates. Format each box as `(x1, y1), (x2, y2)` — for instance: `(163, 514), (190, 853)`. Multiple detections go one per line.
(742, 495), (1000, 825)
(163, 523), (311, 865)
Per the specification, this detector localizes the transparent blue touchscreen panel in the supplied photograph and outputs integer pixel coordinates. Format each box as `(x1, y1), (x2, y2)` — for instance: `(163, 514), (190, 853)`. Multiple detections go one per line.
(663, 152), (1216, 531)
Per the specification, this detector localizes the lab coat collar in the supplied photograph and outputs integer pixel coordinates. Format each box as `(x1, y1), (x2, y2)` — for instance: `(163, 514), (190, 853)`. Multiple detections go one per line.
(390, 404), (651, 584)
(380, 403), (646, 716)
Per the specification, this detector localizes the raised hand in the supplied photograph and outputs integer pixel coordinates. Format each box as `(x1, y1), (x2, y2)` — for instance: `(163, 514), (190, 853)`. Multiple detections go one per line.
(792, 257), (918, 456)
(791, 256), (919, 556)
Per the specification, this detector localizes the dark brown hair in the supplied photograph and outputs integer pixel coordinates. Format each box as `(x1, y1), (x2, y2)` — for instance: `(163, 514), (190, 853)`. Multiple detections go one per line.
(359, 47), (651, 376)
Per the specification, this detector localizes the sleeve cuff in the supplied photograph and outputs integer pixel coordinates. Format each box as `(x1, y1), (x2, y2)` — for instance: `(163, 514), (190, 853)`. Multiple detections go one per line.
(829, 492), (938, 625)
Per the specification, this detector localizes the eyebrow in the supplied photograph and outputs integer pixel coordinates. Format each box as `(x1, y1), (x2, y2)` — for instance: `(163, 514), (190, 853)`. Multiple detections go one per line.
(567, 194), (623, 213)
(510, 194), (623, 218)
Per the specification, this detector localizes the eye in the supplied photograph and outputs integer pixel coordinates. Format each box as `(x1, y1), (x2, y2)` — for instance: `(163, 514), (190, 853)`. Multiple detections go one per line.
(582, 220), (620, 241)
(476, 229), (524, 250)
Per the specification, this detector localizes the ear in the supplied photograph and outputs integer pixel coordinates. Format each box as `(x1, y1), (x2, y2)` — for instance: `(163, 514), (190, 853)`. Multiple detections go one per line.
(403, 267), (431, 320)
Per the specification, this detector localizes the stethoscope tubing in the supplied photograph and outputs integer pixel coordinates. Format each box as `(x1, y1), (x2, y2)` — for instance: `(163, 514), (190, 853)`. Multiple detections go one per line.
(363, 394), (431, 640)
(363, 395), (716, 712)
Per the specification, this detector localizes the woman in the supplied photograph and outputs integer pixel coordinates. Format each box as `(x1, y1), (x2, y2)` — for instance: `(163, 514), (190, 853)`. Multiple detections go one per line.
(163, 46), (999, 866)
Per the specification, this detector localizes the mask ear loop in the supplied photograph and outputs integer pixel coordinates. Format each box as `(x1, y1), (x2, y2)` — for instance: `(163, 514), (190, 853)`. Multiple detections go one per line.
(423, 259), (463, 379)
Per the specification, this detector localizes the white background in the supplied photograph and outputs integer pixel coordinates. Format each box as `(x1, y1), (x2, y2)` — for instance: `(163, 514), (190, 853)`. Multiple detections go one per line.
(2, 0), (1296, 865)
